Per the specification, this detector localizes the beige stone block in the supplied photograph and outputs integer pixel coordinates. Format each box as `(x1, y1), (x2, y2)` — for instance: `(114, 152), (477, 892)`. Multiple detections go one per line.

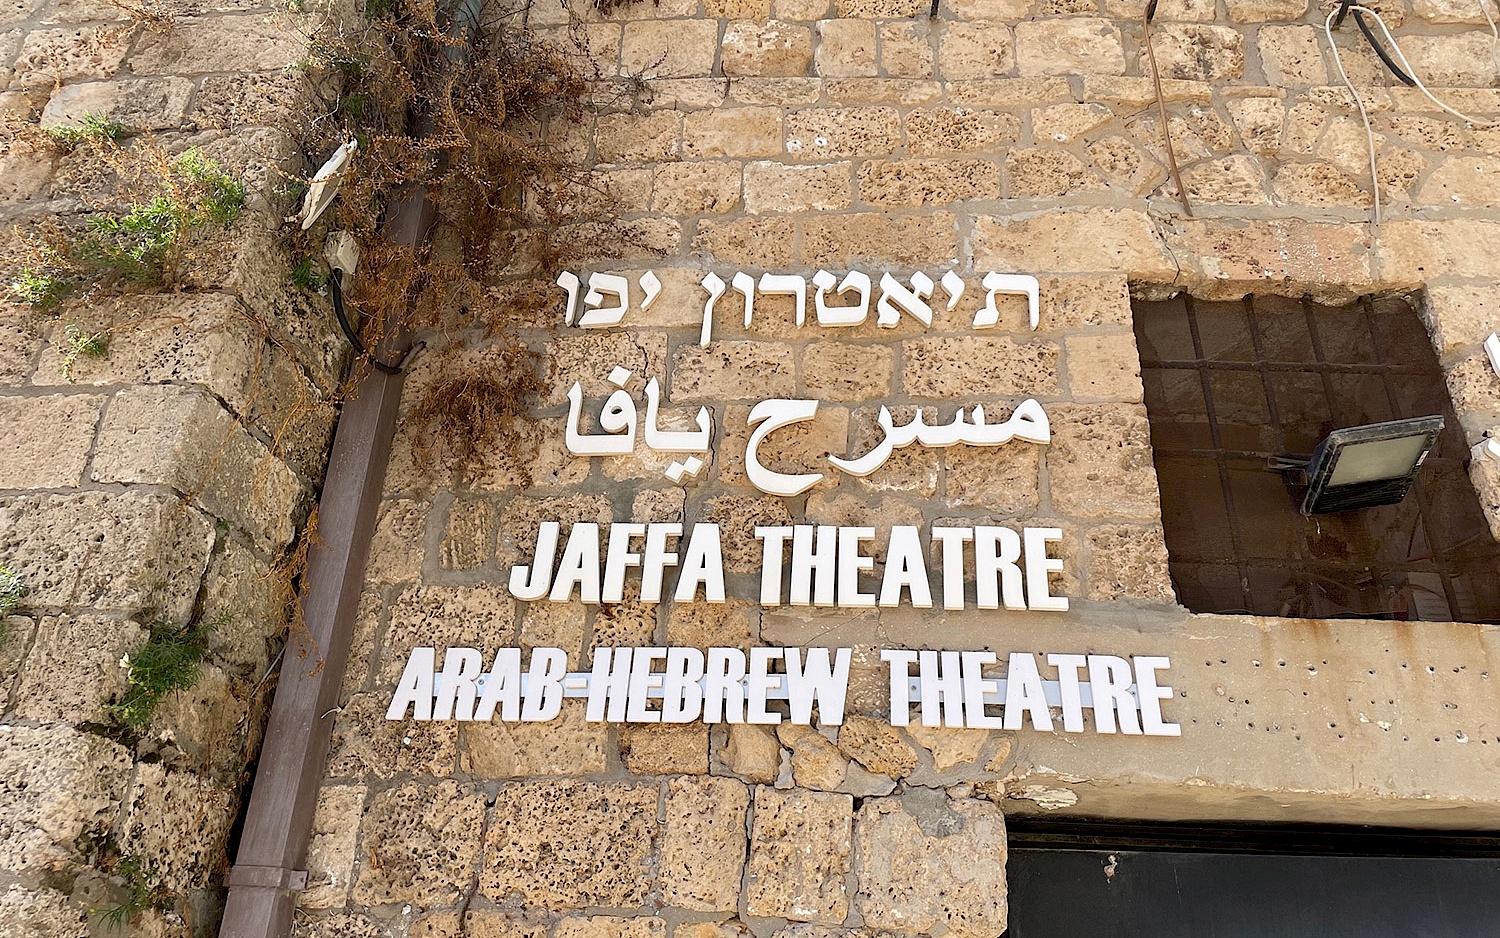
(745, 786), (852, 922)
(353, 780), (485, 906)
(1447, 351), (1500, 424)
(826, 76), (944, 104)
(1396, 33), (1496, 87)
(622, 19), (719, 78)
(411, 911), (549, 938)
(1087, 135), (1165, 195)
(438, 495), (496, 571)
(902, 336), (1060, 398)
(947, 0), (1027, 16)
(1008, 147), (1106, 197)
(1038, 276), (1132, 330)
(378, 584), (516, 685)
(1413, 0), (1488, 21)
(11, 613), (142, 724)
(786, 106), (900, 161)
(675, 925), (751, 938)
(719, 723), (784, 782)
(366, 498), (428, 586)
(943, 444), (1042, 513)
(1379, 219), (1500, 285)
(597, 110), (681, 163)
(709, 0), (773, 14)
(879, 20), (935, 78)
(0, 725), (131, 874)
(1227, 96), (1285, 156)
(1066, 333), (1145, 402)
(621, 723), (711, 775)
(496, 494), (613, 569)
(327, 692), (457, 780)
(1045, 403), (1161, 521)
(542, 331), (668, 407)
(695, 216), (798, 267)
(906, 722), (988, 772)
(1015, 19), (1124, 77)
(938, 21), (1013, 80)
(0, 393), (100, 489)
(10, 27), (125, 88)
(0, 492), (213, 621)
(1105, 0), (1212, 17)
(815, 18), (877, 78)
(845, 405), (940, 496)
(670, 341), (798, 402)
(744, 160), (852, 213)
(775, 0), (831, 15)
(838, 0), (925, 14)
(661, 775), (750, 910)
(519, 600), (588, 658)
(194, 72), (307, 130)
(1226, 0), (1305, 19)
(666, 600), (757, 649)
(1422, 285), (1500, 356)
(92, 385), (306, 550)
(777, 724), (847, 789)
(802, 211), (958, 268)
(119, 763), (235, 894)
(1257, 25), (1327, 86)
(41, 77), (192, 131)
(0, 319), (41, 388)
(1032, 102), (1113, 143)
(1141, 24), (1243, 82)
(2, 140), (54, 203)
(1168, 217), (1372, 296)
(301, 785), (366, 909)
(482, 781), (661, 908)
(836, 714), (917, 777)
(1273, 161), (1369, 208)
(1419, 155), (1500, 206)
(700, 494), (795, 572)
(857, 157), (998, 207)
(653, 161), (744, 215)
(558, 917), (666, 938)
(464, 703), (609, 777)
(803, 492), (925, 564)
(906, 106), (1020, 155)
(800, 342), (893, 400)
(129, 15), (307, 74)
(972, 208), (1174, 278)
(1183, 153), (1271, 204)
(723, 20), (814, 76)
(726, 77), (824, 106)
(853, 795), (1007, 937)
(718, 402), (847, 492)
(1085, 522), (1175, 602)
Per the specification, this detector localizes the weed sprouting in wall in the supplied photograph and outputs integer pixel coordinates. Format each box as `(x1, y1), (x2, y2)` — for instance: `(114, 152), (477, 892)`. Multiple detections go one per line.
(45, 113), (125, 151)
(59, 323), (110, 380)
(91, 854), (170, 931)
(110, 615), (220, 731)
(7, 264), (73, 310)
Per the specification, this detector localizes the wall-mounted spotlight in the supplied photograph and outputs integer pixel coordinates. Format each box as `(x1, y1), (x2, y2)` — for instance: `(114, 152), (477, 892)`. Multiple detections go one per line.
(1297, 416), (1444, 515)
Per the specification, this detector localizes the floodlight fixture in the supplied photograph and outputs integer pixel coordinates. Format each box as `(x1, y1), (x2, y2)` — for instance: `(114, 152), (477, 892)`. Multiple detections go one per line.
(1299, 415), (1444, 515)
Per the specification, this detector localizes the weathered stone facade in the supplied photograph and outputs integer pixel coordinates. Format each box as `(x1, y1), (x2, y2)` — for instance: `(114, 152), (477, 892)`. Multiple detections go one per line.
(1, 1), (335, 934)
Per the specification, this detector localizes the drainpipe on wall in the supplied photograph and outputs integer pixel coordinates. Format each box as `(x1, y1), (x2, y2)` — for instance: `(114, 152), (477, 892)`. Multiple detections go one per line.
(217, 183), (434, 938)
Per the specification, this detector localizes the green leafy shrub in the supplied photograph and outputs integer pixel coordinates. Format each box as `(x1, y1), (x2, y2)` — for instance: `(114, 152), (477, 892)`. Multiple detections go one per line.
(110, 617), (216, 730)
(92, 855), (163, 930)
(7, 266), (72, 309)
(46, 113), (125, 150)
(59, 323), (109, 380)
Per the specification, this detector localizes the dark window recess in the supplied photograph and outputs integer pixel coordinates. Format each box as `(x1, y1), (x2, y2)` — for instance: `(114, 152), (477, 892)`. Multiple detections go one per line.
(1133, 294), (1500, 623)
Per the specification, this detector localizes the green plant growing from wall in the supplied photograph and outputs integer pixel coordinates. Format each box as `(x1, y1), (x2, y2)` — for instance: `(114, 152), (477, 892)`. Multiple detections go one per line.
(110, 616), (218, 730)
(46, 113), (125, 150)
(91, 855), (167, 930)
(289, 256), (326, 291)
(0, 565), (26, 645)
(7, 264), (74, 310)
(59, 323), (109, 380)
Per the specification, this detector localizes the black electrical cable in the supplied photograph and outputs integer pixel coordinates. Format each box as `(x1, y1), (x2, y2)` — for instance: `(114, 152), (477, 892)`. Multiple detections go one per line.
(329, 268), (403, 375)
(1354, 10), (1418, 87)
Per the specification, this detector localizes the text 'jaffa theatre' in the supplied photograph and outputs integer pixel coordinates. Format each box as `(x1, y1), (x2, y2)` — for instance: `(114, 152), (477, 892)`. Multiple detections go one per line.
(7, 0), (1500, 936)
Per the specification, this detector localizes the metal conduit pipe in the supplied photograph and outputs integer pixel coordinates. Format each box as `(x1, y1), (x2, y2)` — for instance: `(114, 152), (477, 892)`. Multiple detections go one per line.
(218, 184), (435, 938)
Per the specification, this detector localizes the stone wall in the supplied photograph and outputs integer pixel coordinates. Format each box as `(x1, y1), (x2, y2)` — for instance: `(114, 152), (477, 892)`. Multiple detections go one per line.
(299, 0), (1500, 936)
(0, 1), (337, 934)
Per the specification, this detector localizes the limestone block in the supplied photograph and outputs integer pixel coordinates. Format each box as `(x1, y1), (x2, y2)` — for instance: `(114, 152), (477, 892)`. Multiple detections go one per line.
(199, 539), (282, 678)
(853, 795), (1008, 937)
(699, 494), (795, 573)
(1085, 135), (1162, 195)
(1065, 333), (1146, 403)
(800, 342), (893, 400)
(10, 27), (125, 88)
(463, 702), (607, 777)
(0, 725), (130, 875)
(938, 21), (1013, 80)
(558, 918), (667, 938)
(0, 492), (213, 621)
(709, 0), (772, 13)
(353, 780), (485, 906)
(652, 161), (743, 216)
(380, 582), (515, 683)
(300, 785), (366, 909)
(1141, 24), (1243, 82)
(694, 216), (798, 267)
(1447, 351), (1500, 424)
(906, 722), (988, 772)
(128, 15), (307, 74)
(0, 885), (88, 937)
(685, 108), (784, 158)
(1419, 155), (1500, 206)
(1396, 34), (1496, 87)
(777, 723), (848, 790)
(1015, 19), (1124, 77)
(0, 393), (100, 489)
(1257, 26), (1327, 86)
(661, 775), (750, 910)
(436, 495), (495, 571)
(786, 106), (899, 161)
(1423, 286), (1500, 356)
(1007, 147), (1106, 197)
(815, 18), (877, 78)
(804, 492), (925, 564)
(802, 211), (958, 268)
(677, 925), (752, 938)
(519, 600), (587, 657)
(91, 385), (306, 550)
(943, 444), (1042, 513)
(11, 613), (142, 723)
(1032, 103), (1112, 144)
(622, 19), (719, 78)
(621, 723), (711, 775)
(496, 494), (613, 570)
(410, 911), (549, 938)
(0, 318), (41, 388)
(118, 763), (235, 894)
(844, 405), (939, 496)
(366, 498), (428, 586)
(194, 72), (307, 130)
(597, 110), (681, 164)
(326, 692), (458, 780)
(666, 600), (757, 649)
(745, 787), (852, 922)
(717, 402), (847, 493)
(857, 157), (999, 207)
(467, 417), (591, 494)
(1167, 217), (1372, 295)
(293, 912), (393, 938)
(482, 781), (661, 908)
(542, 331), (668, 407)
(588, 584), (658, 649)
(837, 714), (917, 777)
(1085, 522), (1175, 602)
(906, 104), (1019, 153)
(40, 77), (191, 132)
(879, 21), (934, 78)
(1379, 219), (1500, 285)
(1273, 161), (1369, 207)
(1227, 0), (1306, 19)
(839, 0), (925, 13)
(971, 209), (1174, 277)
(723, 20), (814, 77)
(743, 160), (852, 213)
(669, 342), (798, 402)
(718, 723), (784, 782)
(902, 336), (1060, 398)
(1227, 96), (1285, 156)
(1040, 276), (1132, 330)
(1045, 403), (1161, 521)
